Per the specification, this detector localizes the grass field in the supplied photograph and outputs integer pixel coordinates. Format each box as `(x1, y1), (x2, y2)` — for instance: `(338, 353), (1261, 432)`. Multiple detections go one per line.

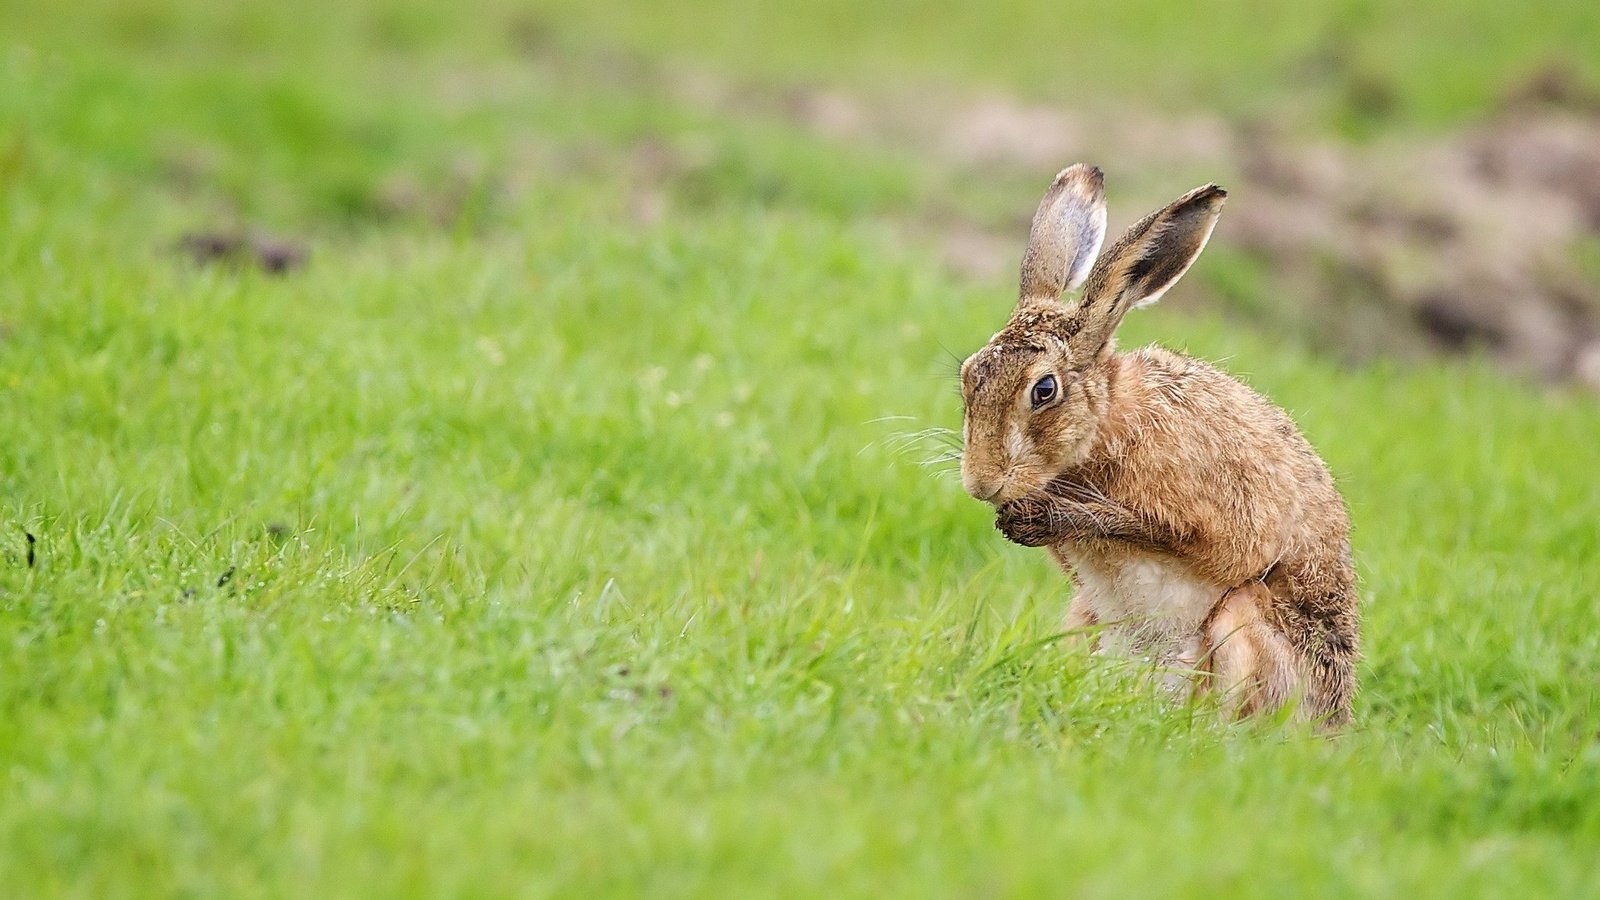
(4, 2), (1600, 896)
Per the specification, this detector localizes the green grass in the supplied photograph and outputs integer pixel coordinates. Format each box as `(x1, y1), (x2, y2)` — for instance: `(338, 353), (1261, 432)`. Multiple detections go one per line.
(4, 1), (1600, 896)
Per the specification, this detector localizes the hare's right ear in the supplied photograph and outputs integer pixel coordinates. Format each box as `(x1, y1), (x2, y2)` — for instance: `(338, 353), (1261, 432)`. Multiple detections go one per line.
(1017, 164), (1107, 303)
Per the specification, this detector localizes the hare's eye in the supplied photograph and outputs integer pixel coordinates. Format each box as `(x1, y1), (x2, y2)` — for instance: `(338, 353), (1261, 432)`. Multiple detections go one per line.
(1030, 374), (1058, 408)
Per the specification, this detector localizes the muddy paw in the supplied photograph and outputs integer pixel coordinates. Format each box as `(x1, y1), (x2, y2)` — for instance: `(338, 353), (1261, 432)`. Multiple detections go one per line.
(996, 495), (1057, 547)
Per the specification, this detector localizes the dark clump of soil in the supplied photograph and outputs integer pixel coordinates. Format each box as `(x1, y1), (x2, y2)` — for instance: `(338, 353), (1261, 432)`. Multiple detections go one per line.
(177, 231), (308, 275)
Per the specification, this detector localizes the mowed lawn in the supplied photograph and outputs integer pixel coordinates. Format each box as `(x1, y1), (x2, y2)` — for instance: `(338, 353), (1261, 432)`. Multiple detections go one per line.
(3, 2), (1600, 897)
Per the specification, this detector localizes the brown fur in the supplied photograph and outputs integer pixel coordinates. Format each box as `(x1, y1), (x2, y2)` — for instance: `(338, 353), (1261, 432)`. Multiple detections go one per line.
(960, 166), (1359, 727)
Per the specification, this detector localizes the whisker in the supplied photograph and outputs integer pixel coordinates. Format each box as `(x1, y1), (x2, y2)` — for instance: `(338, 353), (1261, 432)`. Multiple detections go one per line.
(868, 412), (971, 487)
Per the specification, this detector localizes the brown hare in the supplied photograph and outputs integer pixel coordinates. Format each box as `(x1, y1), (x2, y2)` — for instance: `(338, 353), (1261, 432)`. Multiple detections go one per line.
(959, 164), (1359, 726)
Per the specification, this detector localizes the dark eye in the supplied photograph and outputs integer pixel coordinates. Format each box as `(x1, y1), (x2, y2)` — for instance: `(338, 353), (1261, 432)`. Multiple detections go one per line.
(1030, 374), (1059, 408)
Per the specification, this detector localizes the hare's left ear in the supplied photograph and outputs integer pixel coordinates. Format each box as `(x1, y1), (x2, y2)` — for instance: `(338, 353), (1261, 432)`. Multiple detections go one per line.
(1018, 164), (1107, 304)
(1066, 183), (1226, 360)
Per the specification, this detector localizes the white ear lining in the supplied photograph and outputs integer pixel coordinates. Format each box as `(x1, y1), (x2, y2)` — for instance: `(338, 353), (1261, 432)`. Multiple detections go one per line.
(1062, 204), (1107, 292)
(1019, 164), (1108, 301)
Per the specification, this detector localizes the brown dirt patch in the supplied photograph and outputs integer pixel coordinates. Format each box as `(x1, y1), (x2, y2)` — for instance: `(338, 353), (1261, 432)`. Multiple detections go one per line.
(666, 65), (1600, 389)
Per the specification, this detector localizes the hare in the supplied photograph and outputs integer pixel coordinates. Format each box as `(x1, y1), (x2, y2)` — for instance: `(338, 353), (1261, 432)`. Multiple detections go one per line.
(959, 164), (1359, 726)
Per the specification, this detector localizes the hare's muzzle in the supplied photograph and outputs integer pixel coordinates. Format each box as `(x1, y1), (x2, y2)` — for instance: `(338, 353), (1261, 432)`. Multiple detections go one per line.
(960, 466), (1009, 505)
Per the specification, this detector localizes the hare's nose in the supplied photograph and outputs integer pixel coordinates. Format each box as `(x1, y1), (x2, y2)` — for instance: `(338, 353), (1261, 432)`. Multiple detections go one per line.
(962, 471), (1007, 504)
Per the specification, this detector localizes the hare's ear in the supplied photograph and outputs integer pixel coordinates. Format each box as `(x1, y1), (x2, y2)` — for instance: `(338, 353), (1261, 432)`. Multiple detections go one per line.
(1066, 183), (1226, 360)
(1018, 164), (1107, 303)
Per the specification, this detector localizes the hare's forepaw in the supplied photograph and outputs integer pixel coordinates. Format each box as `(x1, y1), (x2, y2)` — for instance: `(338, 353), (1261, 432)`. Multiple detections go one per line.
(996, 495), (1060, 547)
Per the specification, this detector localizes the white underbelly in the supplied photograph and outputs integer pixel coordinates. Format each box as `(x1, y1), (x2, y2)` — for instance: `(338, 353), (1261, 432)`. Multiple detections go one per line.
(1061, 546), (1226, 660)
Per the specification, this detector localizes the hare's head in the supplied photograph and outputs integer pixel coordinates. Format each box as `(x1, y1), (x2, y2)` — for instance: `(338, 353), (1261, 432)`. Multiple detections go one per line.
(960, 165), (1226, 505)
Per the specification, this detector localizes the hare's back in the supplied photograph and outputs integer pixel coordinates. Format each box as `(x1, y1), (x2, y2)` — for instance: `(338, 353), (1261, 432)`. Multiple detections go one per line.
(1112, 347), (1348, 576)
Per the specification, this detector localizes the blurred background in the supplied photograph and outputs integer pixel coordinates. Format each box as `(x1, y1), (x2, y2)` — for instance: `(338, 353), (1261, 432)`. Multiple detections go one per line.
(8, 0), (1600, 386)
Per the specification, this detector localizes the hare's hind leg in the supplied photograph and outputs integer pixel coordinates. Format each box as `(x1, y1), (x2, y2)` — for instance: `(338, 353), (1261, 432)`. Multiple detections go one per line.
(1201, 583), (1300, 718)
(1261, 559), (1359, 728)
